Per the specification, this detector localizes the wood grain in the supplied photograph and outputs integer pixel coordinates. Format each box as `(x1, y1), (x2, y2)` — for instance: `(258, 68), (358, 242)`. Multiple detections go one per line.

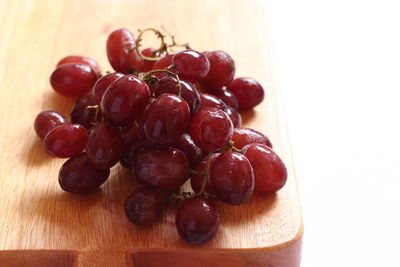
(0, 0), (303, 266)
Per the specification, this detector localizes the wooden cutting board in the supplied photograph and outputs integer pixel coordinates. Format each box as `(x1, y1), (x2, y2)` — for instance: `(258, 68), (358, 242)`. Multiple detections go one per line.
(0, 0), (303, 266)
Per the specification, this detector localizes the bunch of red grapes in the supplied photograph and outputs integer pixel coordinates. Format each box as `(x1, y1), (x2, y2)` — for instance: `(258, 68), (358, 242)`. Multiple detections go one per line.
(34, 28), (287, 245)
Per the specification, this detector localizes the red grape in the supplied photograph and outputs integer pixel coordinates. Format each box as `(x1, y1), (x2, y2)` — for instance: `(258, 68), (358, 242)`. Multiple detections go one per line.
(70, 91), (101, 129)
(199, 93), (227, 111)
(125, 187), (167, 226)
(207, 88), (239, 110)
(140, 47), (157, 72)
(152, 54), (174, 70)
(225, 106), (242, 128)
(100, 74), (150, 126)
(189, 108), (233, 151)
(172, 50), (210, 81)
(190, 153), (220, 194)
(134, 148), (189, 190)
(155, 76), (201, 114)
(59, 152), (110, 193)
(56, 55), (102, 77)
(44, 124), (88, 158)
(106, 28), (142, 74)
(242, 144), (287, 193)
(50, 63), (98, 97)
(143, 93), (190, 146)
(227, 77), (264, 110)
(87, 122), (123, 169)
(201, 51), (235, 89)
(92, 72), (124, 102)
(175, 197), (220, 244)
(176, 133), (204, 168)
(210, 152), (254, 205)
(231, 127), (272, 149)
(34, 111), (68, 139)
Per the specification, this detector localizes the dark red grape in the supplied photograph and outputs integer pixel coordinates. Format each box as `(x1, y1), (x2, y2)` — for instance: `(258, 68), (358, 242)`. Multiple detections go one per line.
(56, 55), (102, 77)
(143, 93), (190, 146)
(140, 47), (157, 72)
(106, 28), (142, 73)
(92, 72), (124, 102)
(199, 93), (227, 111)
(119, 120), (154, 170)
(231, 127), (272, 149)
(125, 187), (167, 226)
(175, 197), (220, 244)
(100, 74), (150, 126)
(225, 106), (242, 128)
(242, 144), (287, 193)
(172, 50), (210, 81)
(155, 76), (201, 114)
(134, 148), (189, 190)
(87, 122), (123, 169)
(190, 153), (220, 194)
(34, 111), (68, 139)
(44, 124), (88, 158)
(59, 153), (110, 193)
(210, 152), (254, 205)
(176, 133), (204, 168)
(70, 91), (101, 129)
(207, 88), (239, 110)
(189, 108), (233, 151)
(201, 51), (235, 89)
(50, 63), (98, 97)
(227, 77), (264, 110)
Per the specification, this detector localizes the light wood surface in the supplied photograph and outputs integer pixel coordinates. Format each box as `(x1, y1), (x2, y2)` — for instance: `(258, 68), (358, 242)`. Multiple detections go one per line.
(0, 0), (303, 266)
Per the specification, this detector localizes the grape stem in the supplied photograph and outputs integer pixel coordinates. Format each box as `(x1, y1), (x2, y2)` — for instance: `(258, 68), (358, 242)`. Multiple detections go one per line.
(227, 140), (242, 153)
(135, 28), (167, 61)
(142, 69), (182, 96)
(199, 155), (213, 195)
(134, 27), (191, 61)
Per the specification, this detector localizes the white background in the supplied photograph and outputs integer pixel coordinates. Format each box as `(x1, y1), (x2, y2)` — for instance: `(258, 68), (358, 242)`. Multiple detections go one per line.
(261, 0), (400, 266)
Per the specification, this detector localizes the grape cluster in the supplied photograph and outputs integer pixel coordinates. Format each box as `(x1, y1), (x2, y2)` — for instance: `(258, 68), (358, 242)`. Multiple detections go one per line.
(34, 28), (287, 245)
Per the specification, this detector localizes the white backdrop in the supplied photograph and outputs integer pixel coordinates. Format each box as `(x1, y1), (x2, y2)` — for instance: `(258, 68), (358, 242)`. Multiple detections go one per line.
(260, 0), (400, 266)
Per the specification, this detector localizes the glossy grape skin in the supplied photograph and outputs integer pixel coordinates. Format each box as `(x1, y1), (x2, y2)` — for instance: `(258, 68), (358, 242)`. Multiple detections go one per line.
(87, 123), (123, 169)
(58, 153), (110, 194)
(70, 91), (101, 129)
(56, 55), (102, 77)
(100, 74), (150, 126)
(176, 133), (204, 168)
(140, 47), (157, 72)
(208, 88), (239, 110)
(125, 187), (167, 226)
(50, 63), (98, 97)
(44, 124), (88, 158)
(189, 108), (233, 151)
(92, 72), (124, 102)
(172, 50), (210, 81)
(106, 28), (142, 74)
(210, 152), (254, 205)
(199, 93), (227, 111)
(155, 76), (201, 114)
(134, 148), (189, 190)
(201, 51), (235, 89)
(152, 54), (174, 70)
(242, 144), (287, 193)
(225, 107), (242, 128)
(190, 153), (220, 194)
(143, 94), (190, 146)
(227, 77), (265, 110)
(231, 127), (272, 149)
(175, 197), (220, 245)
(34, 111), (68, 139)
